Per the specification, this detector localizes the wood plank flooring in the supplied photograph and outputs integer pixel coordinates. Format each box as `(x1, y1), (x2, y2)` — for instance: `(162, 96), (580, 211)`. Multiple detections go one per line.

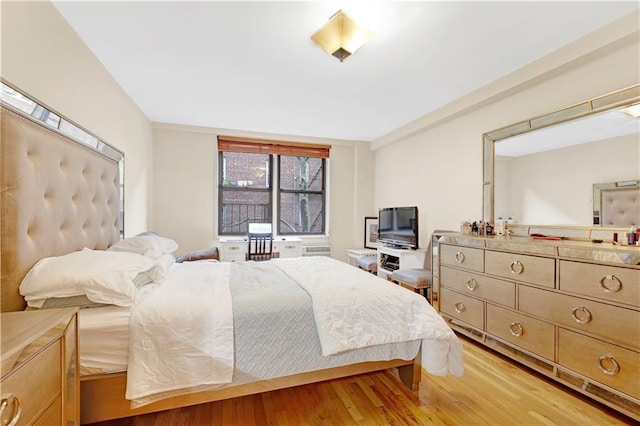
(87, 336), (635, 425)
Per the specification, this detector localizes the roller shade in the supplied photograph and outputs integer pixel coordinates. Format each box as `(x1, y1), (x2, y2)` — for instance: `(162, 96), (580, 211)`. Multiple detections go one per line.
(217, 135), (330, 158)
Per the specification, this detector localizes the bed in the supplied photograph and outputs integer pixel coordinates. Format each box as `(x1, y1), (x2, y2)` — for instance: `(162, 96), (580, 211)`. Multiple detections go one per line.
(1, 102), (462, 424)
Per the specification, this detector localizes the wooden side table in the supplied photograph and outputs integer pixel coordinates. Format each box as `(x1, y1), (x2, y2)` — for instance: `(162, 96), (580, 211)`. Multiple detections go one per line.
(1, 308), (79, 426)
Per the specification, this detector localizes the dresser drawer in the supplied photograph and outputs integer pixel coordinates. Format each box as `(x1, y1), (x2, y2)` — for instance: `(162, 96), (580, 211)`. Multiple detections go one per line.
(441, 266), (515, 308)
(559, 260), (640, 309)
(558, 328), (640, 399)
(33, 395), (62, 426)
(485, 250), (555, 288)
(440, 288), (484, 329)
(440, 245), (484, 272)
(519, 285), (640, 350)
(2, 342), (61, 425)
(486, 304), (555, 360)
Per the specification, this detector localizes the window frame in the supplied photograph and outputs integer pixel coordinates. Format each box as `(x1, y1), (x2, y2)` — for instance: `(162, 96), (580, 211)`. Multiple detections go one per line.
(277, 155), (326, 236)
(217, 136), (330, 237)
(217, 151), (273, 235)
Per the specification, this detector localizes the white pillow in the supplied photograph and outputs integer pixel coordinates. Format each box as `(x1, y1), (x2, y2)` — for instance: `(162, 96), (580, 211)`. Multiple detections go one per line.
(139, 232), (179, 255)
(20, 248), (155, 307)
(107, 232), (178, 259)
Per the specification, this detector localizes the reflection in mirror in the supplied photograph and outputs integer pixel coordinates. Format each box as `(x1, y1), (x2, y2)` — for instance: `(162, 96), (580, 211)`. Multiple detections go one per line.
(484, 84), (640, 227)
(593, 180), (639, 227)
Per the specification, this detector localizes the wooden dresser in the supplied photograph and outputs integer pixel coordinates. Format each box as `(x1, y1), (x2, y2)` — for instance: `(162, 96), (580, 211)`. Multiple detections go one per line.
(436, 233), (640, 421)
(1, 308), (79, 426)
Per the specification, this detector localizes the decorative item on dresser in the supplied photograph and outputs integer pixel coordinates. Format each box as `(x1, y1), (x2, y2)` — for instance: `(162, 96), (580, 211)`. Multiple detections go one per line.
(436, 231), (640, 421)
(1, 308), (80, 426)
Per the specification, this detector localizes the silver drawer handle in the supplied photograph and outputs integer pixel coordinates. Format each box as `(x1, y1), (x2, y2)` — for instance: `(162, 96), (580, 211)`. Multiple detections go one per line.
(509, 322), (524, 337)
(599, 274), (622, 293)
(466, 279), (478, 291)
(229, 247), (239, 251)
(571, 306), (592, 324)
(597, 356), (620, 376)
(455, 252), (465, 263)
(509, 260), (524, 274)
(454, 302), (465, 313)
(0, 394), (22, 426)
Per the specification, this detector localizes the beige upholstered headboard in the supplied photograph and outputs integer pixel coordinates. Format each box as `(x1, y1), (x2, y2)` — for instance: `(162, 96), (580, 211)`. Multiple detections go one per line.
(1, 105), (121, 312)
(600, 186), (640, 228)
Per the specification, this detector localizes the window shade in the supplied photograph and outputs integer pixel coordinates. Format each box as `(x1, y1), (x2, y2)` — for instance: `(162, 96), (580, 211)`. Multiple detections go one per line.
(217, 136), (330, 158)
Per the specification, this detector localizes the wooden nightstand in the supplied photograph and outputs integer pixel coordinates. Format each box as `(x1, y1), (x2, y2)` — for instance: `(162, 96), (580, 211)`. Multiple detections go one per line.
(1, 308), (79, 426)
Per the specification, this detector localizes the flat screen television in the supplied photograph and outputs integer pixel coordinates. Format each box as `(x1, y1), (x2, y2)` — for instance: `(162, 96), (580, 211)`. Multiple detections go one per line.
(378, 206), (419, 249)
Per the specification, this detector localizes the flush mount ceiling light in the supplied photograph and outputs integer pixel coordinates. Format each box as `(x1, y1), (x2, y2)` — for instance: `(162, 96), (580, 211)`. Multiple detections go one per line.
(620, 103), (640, 118)
(311, 9), (373, 62)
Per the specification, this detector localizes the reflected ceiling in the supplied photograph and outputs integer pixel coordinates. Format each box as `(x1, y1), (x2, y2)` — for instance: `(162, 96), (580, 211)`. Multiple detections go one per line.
(496, 108), (640, 157)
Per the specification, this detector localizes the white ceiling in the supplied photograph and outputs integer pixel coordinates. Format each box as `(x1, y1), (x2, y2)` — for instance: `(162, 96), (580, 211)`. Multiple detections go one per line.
(52, 1), (639, 142)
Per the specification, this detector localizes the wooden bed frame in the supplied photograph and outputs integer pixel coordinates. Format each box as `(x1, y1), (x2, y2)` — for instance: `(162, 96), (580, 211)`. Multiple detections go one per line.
(80, 358), (420, 424)
(1, 101), (421, 424)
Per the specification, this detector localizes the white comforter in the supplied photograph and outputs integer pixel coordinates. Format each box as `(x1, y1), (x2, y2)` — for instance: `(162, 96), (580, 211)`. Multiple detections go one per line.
(125, 256), (463, 406)
(125, 261), (234, 405)
(272, 257), (464, 377)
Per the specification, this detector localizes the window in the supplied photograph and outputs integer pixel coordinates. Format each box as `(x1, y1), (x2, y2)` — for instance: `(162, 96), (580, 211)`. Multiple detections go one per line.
(218, 151), (272, 234)
(218, 136), (330, 236)
(278, 156), (325, 234)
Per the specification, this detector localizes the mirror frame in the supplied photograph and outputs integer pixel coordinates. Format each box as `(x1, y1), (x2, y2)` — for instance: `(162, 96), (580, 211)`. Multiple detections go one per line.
(483, 84), (640, 225)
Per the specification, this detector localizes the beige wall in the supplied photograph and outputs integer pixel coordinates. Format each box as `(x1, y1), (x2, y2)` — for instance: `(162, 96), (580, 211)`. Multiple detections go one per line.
(372, 11), (640, 246)
(0, 1), (154, 235)
(152, 124), (375, 259)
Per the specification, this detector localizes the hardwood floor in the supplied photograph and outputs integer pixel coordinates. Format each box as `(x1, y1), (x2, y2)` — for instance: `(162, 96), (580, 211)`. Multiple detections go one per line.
(87, 336), (635, 425)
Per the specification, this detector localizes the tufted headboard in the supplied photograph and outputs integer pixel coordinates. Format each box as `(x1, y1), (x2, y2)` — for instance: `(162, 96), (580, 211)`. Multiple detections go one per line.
(600, 186), (640, 228)
(1, 105), (121, 312)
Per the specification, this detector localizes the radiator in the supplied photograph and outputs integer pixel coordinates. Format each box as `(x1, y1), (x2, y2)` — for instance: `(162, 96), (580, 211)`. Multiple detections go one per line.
(301, 245), (332, 257)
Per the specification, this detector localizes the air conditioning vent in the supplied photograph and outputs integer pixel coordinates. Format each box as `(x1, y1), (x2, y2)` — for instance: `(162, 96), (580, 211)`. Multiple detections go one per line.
(301, 245), (331, 257)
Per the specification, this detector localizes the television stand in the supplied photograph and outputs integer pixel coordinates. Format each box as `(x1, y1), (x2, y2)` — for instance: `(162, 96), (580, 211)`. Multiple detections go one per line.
(376, 246), (427, 279)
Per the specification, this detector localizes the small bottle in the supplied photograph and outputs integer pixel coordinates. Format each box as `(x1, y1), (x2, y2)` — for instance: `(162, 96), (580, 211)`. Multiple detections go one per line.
(486, 224), (494, 236)
(495, 217), (505, 236)
(471, 221), (479, 236)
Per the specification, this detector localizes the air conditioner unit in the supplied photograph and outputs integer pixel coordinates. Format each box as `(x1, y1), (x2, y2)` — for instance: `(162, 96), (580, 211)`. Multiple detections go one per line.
(301, 245), (332, 257)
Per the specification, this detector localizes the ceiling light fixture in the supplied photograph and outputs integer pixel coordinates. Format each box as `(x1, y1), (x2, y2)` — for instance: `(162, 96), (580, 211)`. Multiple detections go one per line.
(311, 10), (373, 62)
(620, 103), (640, 118)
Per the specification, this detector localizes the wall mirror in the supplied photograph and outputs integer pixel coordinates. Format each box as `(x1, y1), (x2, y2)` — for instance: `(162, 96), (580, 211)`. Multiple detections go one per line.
(483, 84), (640, 228)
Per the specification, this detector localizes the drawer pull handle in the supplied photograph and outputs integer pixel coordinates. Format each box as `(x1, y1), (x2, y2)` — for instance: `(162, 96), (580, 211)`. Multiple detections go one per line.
(509, 260), (524, 274)
(0, 394), (22, 426)
(466, 279), (478, 291)
(454, 302), (466, 313)
(571, 306), (592, 324)
(599, 275), (622, 293)
(455, 252), (465, 263)
(597, 356), (620, 376)
(229, 247), (239, 251)
(509, 322), (524, 337)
